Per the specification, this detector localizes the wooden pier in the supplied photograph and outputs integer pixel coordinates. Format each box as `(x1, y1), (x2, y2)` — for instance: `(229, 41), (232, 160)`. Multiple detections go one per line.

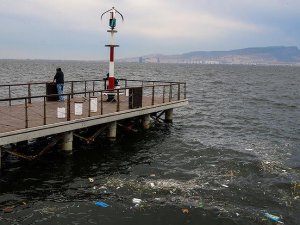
(0, 79), (188, 168)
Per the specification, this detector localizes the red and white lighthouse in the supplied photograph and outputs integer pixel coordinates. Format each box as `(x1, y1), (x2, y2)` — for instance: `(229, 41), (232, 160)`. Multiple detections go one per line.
(101, 7), (124, 93)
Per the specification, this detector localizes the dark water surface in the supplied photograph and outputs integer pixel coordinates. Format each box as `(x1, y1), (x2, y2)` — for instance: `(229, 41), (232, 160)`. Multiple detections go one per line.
(0, 60), (300, 225)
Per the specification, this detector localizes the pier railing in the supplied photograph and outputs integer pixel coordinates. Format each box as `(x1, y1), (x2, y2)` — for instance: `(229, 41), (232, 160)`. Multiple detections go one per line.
(0, 79), (187, 131)
(0, 79), (186, 104)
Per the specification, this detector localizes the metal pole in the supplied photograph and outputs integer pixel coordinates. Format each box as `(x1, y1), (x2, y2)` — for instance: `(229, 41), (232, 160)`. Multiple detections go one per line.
(25, 98), (28, 128)
(9, 86), (11, 106)
(100, 91), (103, 115)
(178, 83), (180, 100)
(43, 96), (46, 125)
(67, 95), (71, 121)
(163, 85), (165, 103)
(152, 85), (155, 105)
(88, 92), (91, 117)
(92, 81), (95, 96)
(71, 81), (74, 98)
(117, 89), (120, 112)
(28, 83), (32, 104)
(184, 82), (187, 99)
(169, 84), (172, 102)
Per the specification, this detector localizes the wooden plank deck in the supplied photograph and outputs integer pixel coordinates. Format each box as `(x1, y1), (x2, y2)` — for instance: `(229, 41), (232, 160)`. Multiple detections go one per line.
(0, 94), (188, 145)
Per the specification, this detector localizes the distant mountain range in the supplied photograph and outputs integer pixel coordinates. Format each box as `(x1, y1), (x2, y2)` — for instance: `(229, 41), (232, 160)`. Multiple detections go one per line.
(119, 46), (300, 65)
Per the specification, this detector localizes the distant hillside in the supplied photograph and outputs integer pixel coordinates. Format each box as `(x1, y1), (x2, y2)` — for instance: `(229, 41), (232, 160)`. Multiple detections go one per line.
(119, 46), (300, 65)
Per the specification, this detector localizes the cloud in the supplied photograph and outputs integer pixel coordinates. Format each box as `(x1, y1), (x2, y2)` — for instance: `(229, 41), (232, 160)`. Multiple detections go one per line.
(0, 0), (299, 59)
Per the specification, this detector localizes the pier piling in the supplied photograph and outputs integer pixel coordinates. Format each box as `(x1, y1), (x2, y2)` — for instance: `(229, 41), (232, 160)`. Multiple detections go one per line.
(142, 114), (151, 129)
(165, 109), (173, 123)
(62, 132), (73, 154)
(107, 121), (117, 141)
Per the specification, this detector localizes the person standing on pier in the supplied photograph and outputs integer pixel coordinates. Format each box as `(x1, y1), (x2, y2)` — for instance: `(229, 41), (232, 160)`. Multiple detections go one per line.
(53, 68), (64, 101)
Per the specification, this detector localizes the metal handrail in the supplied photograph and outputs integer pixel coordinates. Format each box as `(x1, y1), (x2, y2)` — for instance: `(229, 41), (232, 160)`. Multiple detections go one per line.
(0, 82), (187, 131)
(0, 80), (186, 101)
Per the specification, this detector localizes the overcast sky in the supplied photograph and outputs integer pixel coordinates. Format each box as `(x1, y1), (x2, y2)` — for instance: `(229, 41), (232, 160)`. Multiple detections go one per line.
(0, 0), (299, 60)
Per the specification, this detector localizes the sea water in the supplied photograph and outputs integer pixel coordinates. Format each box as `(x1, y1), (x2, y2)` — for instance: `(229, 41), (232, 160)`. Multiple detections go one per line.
(0, 60), (299, 225)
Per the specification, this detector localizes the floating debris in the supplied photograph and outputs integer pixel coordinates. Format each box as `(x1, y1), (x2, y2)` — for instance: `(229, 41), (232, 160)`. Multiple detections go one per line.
(95, 201), (110, 208)
(181, 208), (189, 214)
(221, 184), (229, 188)
(3, 207), (14, 213)
(264, 212), (283, 224)
(88, 178), (94, 183)
(132, 198), (142, 204)
(197, 202), (204, 208)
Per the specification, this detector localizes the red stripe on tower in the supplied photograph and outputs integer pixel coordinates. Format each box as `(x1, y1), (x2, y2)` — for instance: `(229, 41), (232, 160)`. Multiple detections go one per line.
(110, 47), (114, 62)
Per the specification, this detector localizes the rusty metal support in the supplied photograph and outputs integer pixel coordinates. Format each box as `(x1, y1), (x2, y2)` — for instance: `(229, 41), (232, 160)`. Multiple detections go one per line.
(74, 125), (107, 144)
(4, 135), (63, 160)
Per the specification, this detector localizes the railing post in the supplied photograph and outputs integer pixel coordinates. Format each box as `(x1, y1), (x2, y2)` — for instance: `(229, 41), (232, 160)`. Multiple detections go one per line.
(88, 92), (91, 117)
(25, 98), (28, 128)
(163, 85), (165, 103)
(43, 96), (46, 125)
(67, 94), (71, 121)
(184, 82), (187, 99)
(100, 91), (103, 115)
(9, 86), (11, 106)
(71, 81), (74, 98)
(92, 81), (95, 96)
(152, 85), (155, 105)
(28, 83), (32, 104)
(169, 84), (172, 102)
(84, 81), (87, 97)
(178, 83), (180, 100)
(117, 89), (120, 112)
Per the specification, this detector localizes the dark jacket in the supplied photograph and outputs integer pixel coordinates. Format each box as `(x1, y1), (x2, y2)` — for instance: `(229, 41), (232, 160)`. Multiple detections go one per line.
(54, 70), (64, 84)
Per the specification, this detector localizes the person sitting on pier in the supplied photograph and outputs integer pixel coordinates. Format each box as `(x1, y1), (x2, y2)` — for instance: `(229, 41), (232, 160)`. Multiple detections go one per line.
(53, 68), (64, 101)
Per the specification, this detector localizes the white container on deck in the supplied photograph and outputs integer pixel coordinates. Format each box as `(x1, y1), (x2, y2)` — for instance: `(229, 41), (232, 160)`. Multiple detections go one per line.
(57, 107), (66, 118)
(90, 97), (98, 112)
(74, 101), (83, 116)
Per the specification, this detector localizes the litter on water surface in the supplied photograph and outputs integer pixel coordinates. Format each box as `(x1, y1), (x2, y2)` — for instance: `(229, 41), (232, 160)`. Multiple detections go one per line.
(95, 201), (110, 208)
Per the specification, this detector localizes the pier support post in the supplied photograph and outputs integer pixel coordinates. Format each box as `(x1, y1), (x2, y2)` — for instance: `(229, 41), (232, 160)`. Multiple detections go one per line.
(107, 121), (117, 142)
(142, 114), (151, 129)
(62, 131), (73, 154)
(0, 147), (2, 169)
(165, 109), (173, 123)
